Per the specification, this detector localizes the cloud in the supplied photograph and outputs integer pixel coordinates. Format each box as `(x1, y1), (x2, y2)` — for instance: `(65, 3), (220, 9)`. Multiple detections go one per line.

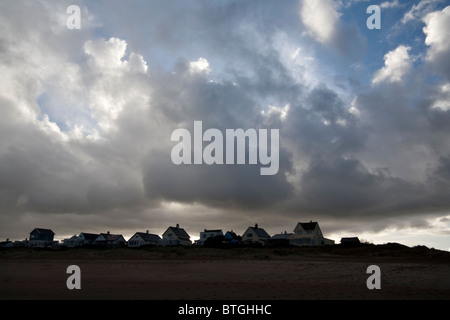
(299, 0), (367, 58)
(0, 0), (449, 250)
(402, 0), (443, 24)
(189, 57), (212, 75)
(300, 0), (340, 44)
(423, 5), (450, 80)
(380, 0), (403, 9)
(372, 45), (412, 85)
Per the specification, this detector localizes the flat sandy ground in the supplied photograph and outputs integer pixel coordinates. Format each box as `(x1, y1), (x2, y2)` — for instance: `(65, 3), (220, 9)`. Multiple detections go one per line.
(1, 245), (449, 300)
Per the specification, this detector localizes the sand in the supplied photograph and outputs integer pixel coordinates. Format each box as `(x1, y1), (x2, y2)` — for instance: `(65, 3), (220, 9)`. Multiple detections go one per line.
(1, 246), (449, 300)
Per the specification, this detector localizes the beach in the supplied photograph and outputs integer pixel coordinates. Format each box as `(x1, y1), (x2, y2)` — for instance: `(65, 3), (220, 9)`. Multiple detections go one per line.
(1, 245), (449, 300)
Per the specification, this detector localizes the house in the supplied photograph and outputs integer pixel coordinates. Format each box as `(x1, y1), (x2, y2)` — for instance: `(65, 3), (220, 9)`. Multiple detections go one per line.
(62, 232), (100, 248)
(197, 229), (223, 246)
(268, 231), (293, 247)
(1, 239), (26, 248)
(128, 230), (161, 248)
(63, 234), (81, 248)
(28, 228), (55, 248)
(242, 224), (270, 246)
(159, 224), (192, 246)
(340, 237), (361, 246)
(224, 231), (242, 245)
(94, 231), (126, 247)
(289, 221), (335, 246)
(78, 232), (100, 246)
(0, 239), (13, 248)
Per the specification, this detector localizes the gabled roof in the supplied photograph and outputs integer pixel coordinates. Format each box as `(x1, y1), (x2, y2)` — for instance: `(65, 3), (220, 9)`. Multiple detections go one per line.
(202, 229), (222, 233)
(167, 226), (190, 239)
(299, 222), (318, 231)
(247, 226), (270, 238)
(224, 231), (240, 239)
(135, 232), (161, 242)
(98, 233), (125, 242)
(80, 233), (99, 241)
(31, 228), (55, 235)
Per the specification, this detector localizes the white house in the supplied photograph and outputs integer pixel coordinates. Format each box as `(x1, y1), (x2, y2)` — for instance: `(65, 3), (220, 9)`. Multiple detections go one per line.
(128, 231), (161, 247)
(289, 221), (335, 246)
(63, 234), (81, 248)
(62, 232), (100, 247)
(197, 229), (223, 246)
(242, 224), (270, 246)
(159, 224), (191, 246)
(78, 232), (100, 246)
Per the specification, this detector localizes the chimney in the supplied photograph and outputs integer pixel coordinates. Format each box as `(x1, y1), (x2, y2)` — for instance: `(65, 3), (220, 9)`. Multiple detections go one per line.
(146, 230), (149, 234)
(204, 229), (207, 232)
(255, 223), (258, 229)
(176, 224), (180, 228)
(107, 231), (110, 235)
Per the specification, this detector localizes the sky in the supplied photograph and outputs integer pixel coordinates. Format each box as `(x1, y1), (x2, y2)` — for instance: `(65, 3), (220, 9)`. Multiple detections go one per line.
(0, 0), (449, 250)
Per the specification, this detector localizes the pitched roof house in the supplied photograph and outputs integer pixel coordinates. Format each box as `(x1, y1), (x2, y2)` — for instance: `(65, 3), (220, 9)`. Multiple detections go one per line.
(62, 234), (80, 248)
(28, 228), (55, 248)
(94, 231), (126, 247)
(128, 231), (161, 248)
(62, 232), (100, 248)
(242, 224), (270, 246)
(160, 224), (191, 246)
(78, 232), (100, 246)
(224, 231), (241, 244)
(289, 221), (335, 246)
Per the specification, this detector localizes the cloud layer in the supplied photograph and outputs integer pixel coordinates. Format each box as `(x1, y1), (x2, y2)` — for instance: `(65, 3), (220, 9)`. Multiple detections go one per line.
(0, 0), (449, 249)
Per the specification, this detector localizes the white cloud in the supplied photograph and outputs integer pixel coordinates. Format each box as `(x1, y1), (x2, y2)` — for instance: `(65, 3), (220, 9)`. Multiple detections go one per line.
(189, 57), (212, 74)
(402, 0), (442, 24)
(422, 6), (450, 80)
(300, 0), (340, 44)
(431, 83), (450, 111)
(83, 37), (151, 132)
(84, 37), (129, 70)
(372, 45), (412, 85)
(423, 6), (450, 56)
(380, 0), (402, 9)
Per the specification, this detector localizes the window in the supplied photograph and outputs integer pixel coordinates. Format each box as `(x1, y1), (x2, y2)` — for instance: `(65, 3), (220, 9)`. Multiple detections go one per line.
(307, 231), (312, 235)
(297, 230), (302, 235)
(247, 233), (253, 237)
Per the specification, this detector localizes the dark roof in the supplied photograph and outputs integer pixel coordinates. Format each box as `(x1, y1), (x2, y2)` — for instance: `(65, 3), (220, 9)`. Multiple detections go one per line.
(248, 226), (270, 238)
(168, 226), (190, 239)
(31, 228), (55, 235)
(80, 233), (99, 241)
(340, 237), (360, 244)
(299, 222), (318, 231)
(270, 232), (293, 240)
(203, 229), (222, 233)
(225, 231), (239, 239)
(98, 233), (125, 242)
(136, 232), (161, 242)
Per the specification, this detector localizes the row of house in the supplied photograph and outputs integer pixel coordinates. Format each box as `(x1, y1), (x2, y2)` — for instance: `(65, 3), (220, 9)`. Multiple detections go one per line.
(2, 221), (341, 249)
